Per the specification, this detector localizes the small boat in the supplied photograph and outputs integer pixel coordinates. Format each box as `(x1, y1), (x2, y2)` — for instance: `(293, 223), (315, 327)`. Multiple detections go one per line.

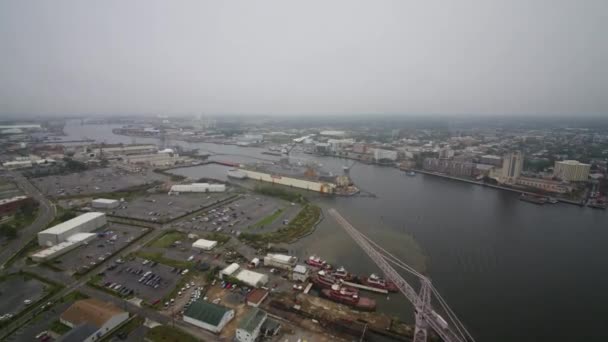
(547, 197), (559, 204)
(331, 266), (357, 282)
(305, 255), (332, 270)
(588, 202), (607, 210)
(519, 194), (547, 205)
(360, 273), (399, 293)
(406, 171), (416, 176)
(311, 270), (339, 289)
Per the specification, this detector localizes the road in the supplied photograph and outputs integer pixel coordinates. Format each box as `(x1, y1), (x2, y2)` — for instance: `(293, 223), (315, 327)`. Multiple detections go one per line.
(0, 172), (56, 269)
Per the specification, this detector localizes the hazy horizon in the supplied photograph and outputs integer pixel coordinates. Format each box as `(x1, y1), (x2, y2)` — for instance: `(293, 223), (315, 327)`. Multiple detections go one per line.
(1, 0), (607, 117)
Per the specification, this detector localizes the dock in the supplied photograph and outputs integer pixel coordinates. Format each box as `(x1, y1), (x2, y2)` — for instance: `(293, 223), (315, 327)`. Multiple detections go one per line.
(342, 281), (388, 294)
(303, 282), (313, 294)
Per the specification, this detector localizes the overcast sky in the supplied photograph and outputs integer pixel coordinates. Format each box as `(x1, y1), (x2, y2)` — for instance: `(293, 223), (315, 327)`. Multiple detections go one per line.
(0, 1), (606, 117)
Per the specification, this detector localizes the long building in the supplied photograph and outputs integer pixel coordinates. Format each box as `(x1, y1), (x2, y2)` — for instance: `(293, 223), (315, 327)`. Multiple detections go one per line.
(554, 160), (590, 182)
(38, 212), (106, 246)
(238, 169), (335, 194)
(500, 151), (524, 184)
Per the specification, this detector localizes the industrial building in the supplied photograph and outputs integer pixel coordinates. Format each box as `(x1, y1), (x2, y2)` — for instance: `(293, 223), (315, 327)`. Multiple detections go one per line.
(60, 298), (128, 342)
(516, 177), (573, 194)
(236, 308), (268, 342)
(292, 264), (310, 282)
(88, 144), (157, 157)
(220, 263), (269, 288)
(183, 301), (234, 333)
(169, 183), (226, 193)
(31, 233), (97, 262)
(239, 169), (335, 194)
(373, 148), (398, 162)
(0, 196), (32, 217)
(37, 212), (106, 246)
(554, 160), (591, 182)
(263, 253), (297, 271)
(192, 238), (218, 251)
(91, 198), (119, 209)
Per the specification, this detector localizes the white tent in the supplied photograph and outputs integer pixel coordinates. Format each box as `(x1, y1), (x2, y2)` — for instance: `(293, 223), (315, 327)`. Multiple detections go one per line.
(192, 238), (218, 251)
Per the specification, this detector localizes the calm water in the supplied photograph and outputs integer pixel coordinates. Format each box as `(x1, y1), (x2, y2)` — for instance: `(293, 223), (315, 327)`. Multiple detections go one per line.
(64, 121), (608, 342)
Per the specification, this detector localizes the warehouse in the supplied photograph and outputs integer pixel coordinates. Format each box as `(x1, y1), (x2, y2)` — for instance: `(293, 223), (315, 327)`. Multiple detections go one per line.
(263, 253), (297, 271)
(91, 198), (119, 209)
(37, 212), (106, 246)
(169, 183), (226, 193)
(240, 169), (335, 194)
(31, 233), (96, 262)
(220, 263), (269, 288)
(183, 301), (234, 333)
(192, 238), (218, 251)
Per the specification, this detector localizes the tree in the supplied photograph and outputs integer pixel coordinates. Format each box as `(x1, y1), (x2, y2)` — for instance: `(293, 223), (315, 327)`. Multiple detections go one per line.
(0, 224), (17, 239)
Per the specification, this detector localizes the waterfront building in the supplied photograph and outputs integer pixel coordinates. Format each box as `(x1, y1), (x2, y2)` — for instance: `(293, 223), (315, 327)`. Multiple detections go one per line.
(480, 155), (503, 166)
(554, 160), (590, 182)
(373, 148), (398, 162)
(423, 158), (475, 177)
(516, 177), (572, 194)
(292, 264), (310, 282)
(500, 151), (524, 184)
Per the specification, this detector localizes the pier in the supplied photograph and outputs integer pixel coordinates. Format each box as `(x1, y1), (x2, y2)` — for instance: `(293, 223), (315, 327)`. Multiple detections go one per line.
(342, 280), (388, 294)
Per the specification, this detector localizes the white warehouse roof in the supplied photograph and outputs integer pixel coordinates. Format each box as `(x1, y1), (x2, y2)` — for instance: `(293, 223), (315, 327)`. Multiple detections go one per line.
(236, 270), (268, 287)
(192, 238), (218, 250)
(267, 253), (296, 264)
(41, 212), (105, 236)
(92, 198), (118, 204)
(221, 263), (240, 277)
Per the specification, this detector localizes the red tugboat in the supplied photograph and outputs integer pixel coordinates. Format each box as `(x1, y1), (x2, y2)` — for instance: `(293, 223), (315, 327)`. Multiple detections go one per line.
(311, 270), (339, 289)
(361, 273), (399, 293)
(321, 284), (376, 311)
(306, 255), (332, 270)
(331, 266), (357, 282)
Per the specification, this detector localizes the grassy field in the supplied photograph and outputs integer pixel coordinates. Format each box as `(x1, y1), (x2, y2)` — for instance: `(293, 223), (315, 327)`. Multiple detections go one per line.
(135, 251), (194, 269)
(149, 231), (186, 248)
(251, 208), (284, 229)
(239, 204), (321, 247)
(146, 325), (198, 342)
(49, 319), (72, 334)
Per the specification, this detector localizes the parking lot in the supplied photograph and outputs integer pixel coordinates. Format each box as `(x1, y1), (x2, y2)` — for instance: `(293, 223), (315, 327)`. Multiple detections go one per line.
(105, 192), (234, 222)
(96, 257), (184, 305)
(31, 167), (167, 197)
(0, 274), (48, 320)
(4, 297), (75, 342)
(53, 224), (148, 273)
(170, 194), (302, 236)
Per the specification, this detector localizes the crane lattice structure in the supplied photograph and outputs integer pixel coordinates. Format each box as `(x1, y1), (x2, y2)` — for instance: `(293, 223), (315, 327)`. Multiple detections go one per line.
(328, 209), (475, 342)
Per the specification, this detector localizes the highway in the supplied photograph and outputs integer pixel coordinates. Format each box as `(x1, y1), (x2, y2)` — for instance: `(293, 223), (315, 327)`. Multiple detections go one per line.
(0, 172), (56, 269)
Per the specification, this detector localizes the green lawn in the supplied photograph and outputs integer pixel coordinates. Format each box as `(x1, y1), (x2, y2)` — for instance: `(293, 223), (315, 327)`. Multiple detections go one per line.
(49, 319), (72, 334)
(146, 325), (198, 342)
(135, 251), (194, 269)
(251, 208), (284, 229)
(149, 232), (186, 248)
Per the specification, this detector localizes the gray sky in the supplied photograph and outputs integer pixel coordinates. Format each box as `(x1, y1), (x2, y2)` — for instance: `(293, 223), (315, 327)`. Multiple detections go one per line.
(0, 0), (606, 117)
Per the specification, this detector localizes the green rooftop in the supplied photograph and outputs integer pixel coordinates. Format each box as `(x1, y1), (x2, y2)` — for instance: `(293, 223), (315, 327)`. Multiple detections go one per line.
(184, 300), (232, 326)
(238, 308), (267, 333)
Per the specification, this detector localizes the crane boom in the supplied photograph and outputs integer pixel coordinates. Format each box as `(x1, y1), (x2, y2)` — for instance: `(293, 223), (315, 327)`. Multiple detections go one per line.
(328, 208), (472, 342)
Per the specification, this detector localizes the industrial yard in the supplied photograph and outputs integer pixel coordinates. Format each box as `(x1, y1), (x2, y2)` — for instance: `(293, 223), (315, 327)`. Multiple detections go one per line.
(52, 223), (148, 274)
(97, 192), (236, 223)
(31, 167), (168, 198)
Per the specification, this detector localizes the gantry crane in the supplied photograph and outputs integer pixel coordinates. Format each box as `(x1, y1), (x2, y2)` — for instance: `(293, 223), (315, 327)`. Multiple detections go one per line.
(328, 209), (475, 342)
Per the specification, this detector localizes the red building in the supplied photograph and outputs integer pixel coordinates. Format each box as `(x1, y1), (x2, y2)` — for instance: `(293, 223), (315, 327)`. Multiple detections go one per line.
(0, 196), (33, 217)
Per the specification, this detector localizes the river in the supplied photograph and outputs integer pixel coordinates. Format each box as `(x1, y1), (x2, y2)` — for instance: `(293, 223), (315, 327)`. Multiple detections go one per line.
(63, 121), (608, 342)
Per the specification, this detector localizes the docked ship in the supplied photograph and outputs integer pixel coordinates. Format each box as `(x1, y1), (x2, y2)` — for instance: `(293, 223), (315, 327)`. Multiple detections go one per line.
(519, 194), (547, 205)
(311, 271), (339, 289)
(331, 266), (357, 282)
(306, 255), (332, 270)
(588, 201), (607, 210)
(360, 273), (399, 293)
(321, 284), (376, 311)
